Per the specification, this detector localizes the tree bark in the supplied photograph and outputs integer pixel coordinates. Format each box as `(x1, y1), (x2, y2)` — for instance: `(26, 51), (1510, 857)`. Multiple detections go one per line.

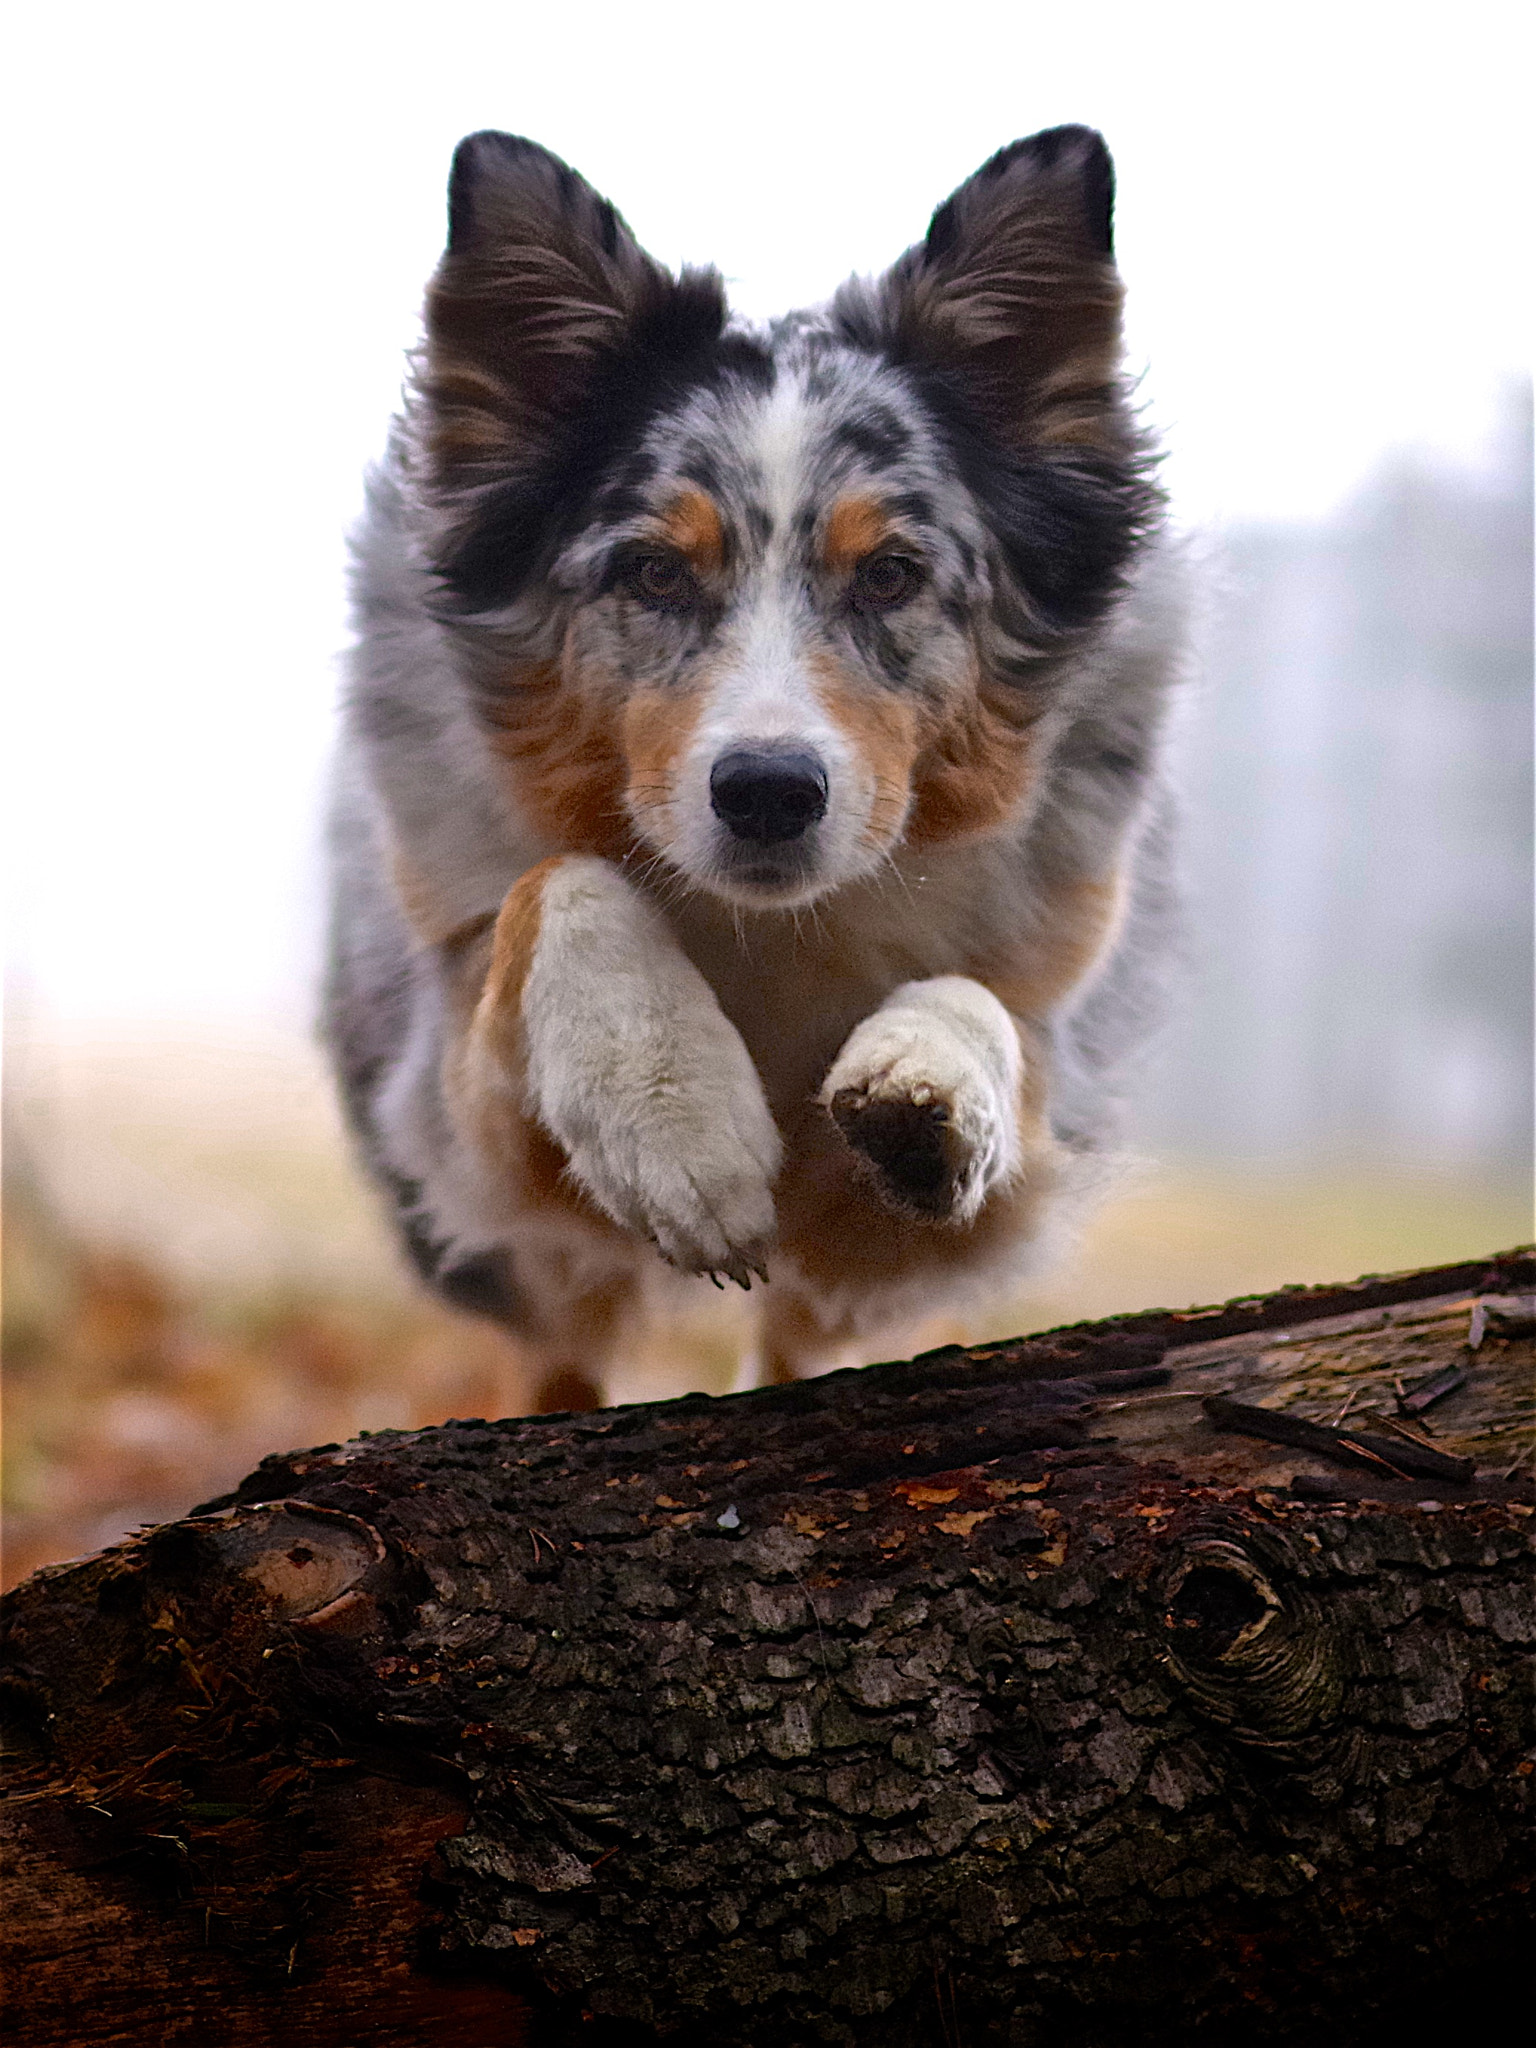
(4, 1249), (1534, 2047)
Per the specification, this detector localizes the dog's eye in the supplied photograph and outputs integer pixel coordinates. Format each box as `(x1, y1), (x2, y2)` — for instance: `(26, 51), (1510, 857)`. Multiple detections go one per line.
(853, 553), (923, 611)
(621, 551), (700, 613)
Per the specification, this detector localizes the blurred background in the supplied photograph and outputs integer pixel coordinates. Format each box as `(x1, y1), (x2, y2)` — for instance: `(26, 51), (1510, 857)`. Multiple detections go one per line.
(4, 2), (1531, 1586)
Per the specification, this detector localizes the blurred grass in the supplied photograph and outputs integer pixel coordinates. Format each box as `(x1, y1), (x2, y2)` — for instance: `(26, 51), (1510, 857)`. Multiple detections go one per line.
(970, 1159), (1533, 1337)
(2, 1187), (541, 1591)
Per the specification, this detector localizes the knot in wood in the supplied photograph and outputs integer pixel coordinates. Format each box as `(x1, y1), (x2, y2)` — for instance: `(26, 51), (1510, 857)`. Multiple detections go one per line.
(205, 1502), (388, 1627)
(966, 1616), (1042, 1696)
(965, 1617), (1051, 1777)
(1159, 1530), (1342, 1747)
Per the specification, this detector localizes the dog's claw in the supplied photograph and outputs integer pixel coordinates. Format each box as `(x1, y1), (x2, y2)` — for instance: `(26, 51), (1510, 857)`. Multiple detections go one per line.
(707, 1270), (726, 1290)
(749, 1258), (771, 1285)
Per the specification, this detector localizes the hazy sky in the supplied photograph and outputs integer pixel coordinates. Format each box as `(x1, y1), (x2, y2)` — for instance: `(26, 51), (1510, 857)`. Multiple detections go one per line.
(5, 0), (1530, 1025)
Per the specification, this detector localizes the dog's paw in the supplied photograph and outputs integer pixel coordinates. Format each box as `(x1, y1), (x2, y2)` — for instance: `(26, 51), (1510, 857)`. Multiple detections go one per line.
(515, 857), (782, 1284)
(819, 983), (1022, 1225)
(826, 1083), (975, 1221)
(565, 1079), (779, 1286)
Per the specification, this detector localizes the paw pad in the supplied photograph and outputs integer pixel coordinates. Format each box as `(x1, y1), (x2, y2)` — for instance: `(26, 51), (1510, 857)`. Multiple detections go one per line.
(828, 1088), (967, 1220)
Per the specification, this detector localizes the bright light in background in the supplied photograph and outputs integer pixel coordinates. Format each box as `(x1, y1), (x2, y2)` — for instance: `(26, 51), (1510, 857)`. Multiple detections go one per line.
(2, 0), (1530, 1025)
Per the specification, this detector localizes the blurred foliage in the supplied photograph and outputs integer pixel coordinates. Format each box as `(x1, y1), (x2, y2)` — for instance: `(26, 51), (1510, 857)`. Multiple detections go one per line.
(2, 1168), (537, 1589)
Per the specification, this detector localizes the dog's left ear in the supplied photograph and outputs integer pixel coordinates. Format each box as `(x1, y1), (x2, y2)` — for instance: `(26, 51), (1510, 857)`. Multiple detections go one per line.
(838, 127), (1157, 638)
(839, 125), (1126, 453)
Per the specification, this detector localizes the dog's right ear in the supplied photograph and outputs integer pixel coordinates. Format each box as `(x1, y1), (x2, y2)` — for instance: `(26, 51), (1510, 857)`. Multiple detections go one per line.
(415, 134), (728, 602)
(425, 133), (666, 466)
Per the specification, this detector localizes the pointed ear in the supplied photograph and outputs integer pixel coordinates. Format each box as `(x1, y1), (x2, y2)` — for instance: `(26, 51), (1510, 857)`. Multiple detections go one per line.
(415, 133), (728, 554)
(835, 128), (1157, 640)
(840, 125), (1128, 452)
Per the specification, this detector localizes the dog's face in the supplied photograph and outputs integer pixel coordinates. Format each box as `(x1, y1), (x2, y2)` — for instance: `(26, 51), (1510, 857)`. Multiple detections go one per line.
(552, 357), (1001, 908)
(415, 130), (1156, 909)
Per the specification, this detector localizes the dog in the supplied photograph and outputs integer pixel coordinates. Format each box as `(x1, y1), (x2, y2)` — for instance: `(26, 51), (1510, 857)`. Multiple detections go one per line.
(324, 123), (1185, 1408)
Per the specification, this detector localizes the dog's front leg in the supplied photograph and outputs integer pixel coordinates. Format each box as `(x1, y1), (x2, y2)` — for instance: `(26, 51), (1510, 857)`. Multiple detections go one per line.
(819, 976), (1043, 1226)
(451, 856), (781, 1283)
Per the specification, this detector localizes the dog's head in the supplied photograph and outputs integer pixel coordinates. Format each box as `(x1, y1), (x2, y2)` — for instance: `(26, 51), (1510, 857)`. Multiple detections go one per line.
(413, 128), (1157, 908)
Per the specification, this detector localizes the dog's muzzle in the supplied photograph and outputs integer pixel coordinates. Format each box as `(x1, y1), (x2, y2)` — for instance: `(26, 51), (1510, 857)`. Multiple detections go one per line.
(709, 747), (829, 845)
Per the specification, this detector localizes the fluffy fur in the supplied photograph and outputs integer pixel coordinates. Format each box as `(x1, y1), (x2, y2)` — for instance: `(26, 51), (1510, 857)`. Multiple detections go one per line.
(325, 125), (1187, 1401)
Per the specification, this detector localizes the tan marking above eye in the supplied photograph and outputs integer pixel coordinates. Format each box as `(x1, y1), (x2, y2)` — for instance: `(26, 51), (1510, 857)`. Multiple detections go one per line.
(822, 495), (897, 577)
(656, 487), (726, 576)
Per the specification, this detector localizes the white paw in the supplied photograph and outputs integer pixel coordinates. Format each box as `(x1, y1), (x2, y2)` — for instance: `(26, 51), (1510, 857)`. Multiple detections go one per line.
(818, 978), (1021, 1225)
(561, 1065), (779, 1285)
(522, 860), (780, 1283)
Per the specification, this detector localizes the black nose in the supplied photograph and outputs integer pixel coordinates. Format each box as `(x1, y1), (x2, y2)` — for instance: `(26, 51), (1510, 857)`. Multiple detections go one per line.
(709, 748), (829, 844)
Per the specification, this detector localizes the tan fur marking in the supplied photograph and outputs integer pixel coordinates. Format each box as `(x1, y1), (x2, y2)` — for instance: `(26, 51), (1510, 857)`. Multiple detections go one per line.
(822, 495), (895, 578)
(657, 486), (726, 576)
(988, 870), (1129, 1019)
(482, 661), (633, 859)
(444, 859), (618, 1227)
(807, 654), (920, 850)
(621, 684), (709, 839)
(456, 856), (562, 1096)
(906, 682), (1042, 847)
(486, 858), (562, 1007)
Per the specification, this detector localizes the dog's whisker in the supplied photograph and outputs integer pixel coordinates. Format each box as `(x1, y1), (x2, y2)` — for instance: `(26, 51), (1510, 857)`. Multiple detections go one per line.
(876, 848), (919, 911)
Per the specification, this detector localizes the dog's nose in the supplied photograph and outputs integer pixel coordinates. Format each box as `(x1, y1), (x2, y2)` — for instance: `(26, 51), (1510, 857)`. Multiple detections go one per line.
(709, 748), (829, 844)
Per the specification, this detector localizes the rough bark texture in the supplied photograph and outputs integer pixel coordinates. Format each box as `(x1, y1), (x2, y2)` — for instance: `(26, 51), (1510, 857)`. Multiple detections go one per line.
(4, 1250), (1534, 2047)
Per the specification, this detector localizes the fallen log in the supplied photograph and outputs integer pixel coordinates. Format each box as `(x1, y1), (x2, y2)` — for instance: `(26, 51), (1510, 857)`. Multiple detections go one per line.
(4, 1247), (1534, 2046)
